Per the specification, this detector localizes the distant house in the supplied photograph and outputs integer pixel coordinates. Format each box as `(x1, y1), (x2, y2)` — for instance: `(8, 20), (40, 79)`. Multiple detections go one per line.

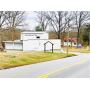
(3, 31), (61, 51)
(63, 38), (77, 47)
(49, 27), (78, 47)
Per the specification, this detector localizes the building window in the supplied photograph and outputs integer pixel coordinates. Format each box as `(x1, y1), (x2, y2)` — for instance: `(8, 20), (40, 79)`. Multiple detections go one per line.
(36, 36), (40, 39)
(64, 40), (67, 42)
(74, 43), (76, 45)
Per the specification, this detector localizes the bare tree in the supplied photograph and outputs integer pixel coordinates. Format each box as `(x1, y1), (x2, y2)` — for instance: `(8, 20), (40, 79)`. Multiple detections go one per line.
(45, 11), (73, 39)
(0, 11), (9, 49)
(64, 12), (74, 54)
(5, 11), (25, 40)
(6, 11), (25, 28)
(74, 11), (90, 46)
(35, 11), (50, 31)
(44, 11), (63, 39)
(0, 11), (8, 28)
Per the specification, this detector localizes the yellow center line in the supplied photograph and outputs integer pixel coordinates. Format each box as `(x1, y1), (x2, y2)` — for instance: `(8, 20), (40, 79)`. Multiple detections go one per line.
(38, 60), (89, 78)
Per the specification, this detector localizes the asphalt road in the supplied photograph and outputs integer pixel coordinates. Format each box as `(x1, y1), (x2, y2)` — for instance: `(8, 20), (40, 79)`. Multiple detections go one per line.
(0, 53), (90, 78)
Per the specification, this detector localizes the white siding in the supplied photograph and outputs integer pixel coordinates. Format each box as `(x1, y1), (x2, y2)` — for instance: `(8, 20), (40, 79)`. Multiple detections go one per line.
(5, 42), (23, 50)
(23, 39), (61, 51)
(5, 43), (14, 50)
(21, 32), (49, 40)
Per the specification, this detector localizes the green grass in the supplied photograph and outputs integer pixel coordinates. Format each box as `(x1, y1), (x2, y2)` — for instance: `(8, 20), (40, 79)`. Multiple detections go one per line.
(0, 51), (75, 69)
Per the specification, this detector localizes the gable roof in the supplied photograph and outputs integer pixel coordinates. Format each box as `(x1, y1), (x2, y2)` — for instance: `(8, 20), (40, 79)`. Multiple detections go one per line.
(44, 41), (54, 45)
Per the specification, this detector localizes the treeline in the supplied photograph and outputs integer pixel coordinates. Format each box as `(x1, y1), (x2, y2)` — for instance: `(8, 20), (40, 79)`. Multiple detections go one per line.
(0, 11), (90, 47)
(35, 11), (90, 47)
(0, 29), (20, 42)
(0, 11), (25, 45)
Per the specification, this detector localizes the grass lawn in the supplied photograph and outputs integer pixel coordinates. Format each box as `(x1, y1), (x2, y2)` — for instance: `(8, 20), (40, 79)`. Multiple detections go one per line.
(0, 51), (75, 69)
(63, 47), (90, 53)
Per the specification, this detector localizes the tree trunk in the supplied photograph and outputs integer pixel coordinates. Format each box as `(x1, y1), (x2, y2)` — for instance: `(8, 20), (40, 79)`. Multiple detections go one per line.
(11, 27), (15, 41)
(57, 33), (60, 39)
(77, 28), (80, 47)
(58, 11), (61, 39)
(0, 28), (4, 51)
(89, 31), (90, 48)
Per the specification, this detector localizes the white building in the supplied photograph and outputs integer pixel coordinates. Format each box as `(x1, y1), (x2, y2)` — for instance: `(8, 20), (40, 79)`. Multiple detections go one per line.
(3, 31), (61, 51)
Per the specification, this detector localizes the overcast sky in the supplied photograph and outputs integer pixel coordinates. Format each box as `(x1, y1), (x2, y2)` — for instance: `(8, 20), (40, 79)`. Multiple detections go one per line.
(24, 11), (38, 30)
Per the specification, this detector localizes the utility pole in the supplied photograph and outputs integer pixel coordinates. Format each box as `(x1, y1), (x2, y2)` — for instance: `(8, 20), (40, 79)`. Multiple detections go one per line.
(66, 28), (69, 56)
(66, 19), (70, 56)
